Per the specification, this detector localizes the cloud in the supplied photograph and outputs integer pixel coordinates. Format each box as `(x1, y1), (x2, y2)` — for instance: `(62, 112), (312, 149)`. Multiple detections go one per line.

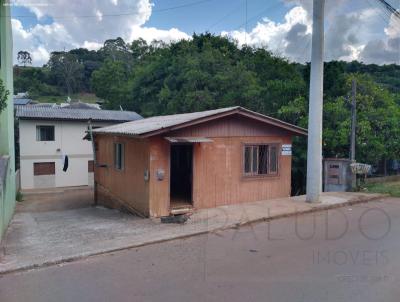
(12, 18), (76, 65)
(222, 6), (312, 62)
(129, 26), (190, 43)
(223, 0), (399, 64)
(12, 0), (189, 66)
(12, 0), (400, 66)
(361, 13), (400, 64)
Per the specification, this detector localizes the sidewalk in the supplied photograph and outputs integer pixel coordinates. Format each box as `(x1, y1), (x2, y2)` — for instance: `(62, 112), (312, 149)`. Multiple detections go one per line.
(0, 192), (385, 274)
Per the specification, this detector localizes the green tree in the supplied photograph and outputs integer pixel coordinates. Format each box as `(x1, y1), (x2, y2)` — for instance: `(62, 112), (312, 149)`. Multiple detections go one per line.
(17, 50), (32, 67)
(47, 52), (84, 96)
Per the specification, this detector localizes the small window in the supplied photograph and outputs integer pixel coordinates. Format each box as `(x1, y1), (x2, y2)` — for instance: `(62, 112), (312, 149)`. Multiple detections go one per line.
(36, 125), (55, 141)
(243, 144), (279, 176)
(34, 162), (55, 176)
(114, 143), (124, 170)
(88, 160), (94, 172)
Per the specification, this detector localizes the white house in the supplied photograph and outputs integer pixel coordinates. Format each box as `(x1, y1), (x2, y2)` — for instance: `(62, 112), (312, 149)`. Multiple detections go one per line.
(16, 105), (142, 190)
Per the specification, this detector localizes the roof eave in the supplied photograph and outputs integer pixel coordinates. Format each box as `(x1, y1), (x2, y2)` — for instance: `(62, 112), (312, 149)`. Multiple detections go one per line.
(17, 117), (136, 123)
(139, 107), (307, 138)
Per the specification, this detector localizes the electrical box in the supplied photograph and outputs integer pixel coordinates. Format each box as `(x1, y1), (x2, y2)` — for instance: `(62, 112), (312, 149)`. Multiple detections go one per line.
(323, 158), (355, 192)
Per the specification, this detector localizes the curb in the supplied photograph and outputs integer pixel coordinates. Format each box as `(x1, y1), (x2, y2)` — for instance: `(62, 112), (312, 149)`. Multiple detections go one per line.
(0, 193), (388, 276)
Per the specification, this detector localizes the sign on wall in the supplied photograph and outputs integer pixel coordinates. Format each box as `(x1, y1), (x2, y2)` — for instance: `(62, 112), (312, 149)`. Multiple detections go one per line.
(282, 144), (292, 156)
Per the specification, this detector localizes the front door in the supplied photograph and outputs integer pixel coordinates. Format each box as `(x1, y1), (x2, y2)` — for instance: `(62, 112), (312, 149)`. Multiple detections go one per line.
(170, 144), (193, 208)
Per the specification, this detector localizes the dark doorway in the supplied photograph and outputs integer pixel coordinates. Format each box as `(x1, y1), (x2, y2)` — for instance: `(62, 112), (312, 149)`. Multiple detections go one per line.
(170, 144), (193, 208)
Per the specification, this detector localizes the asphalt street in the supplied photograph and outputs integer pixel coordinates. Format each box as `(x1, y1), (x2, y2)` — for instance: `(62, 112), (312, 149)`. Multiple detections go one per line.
(0, 198), (399, 302)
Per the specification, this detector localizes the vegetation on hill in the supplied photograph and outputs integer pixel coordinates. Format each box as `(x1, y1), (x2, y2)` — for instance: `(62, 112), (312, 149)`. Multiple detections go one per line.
(14, 34), (400, 194)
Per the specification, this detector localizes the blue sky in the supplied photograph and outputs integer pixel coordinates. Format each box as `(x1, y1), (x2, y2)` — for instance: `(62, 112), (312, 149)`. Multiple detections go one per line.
(10, 0), (400, 66)
(145, 0), (290, 33)
(12, 0), (291, 33)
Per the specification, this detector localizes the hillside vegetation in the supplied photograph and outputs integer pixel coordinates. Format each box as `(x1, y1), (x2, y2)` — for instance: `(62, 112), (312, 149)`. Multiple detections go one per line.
(14, 34), (400, 194)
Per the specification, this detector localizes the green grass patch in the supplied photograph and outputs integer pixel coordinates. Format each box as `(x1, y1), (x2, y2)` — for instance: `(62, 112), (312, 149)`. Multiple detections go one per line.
(364, 181), (400, 197)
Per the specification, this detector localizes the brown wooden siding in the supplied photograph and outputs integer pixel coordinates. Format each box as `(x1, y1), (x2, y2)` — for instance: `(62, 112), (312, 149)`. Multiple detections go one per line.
(94, 135), (150, 216)
(169, 115), (292, 137)
(192, 136), (292, 209)
(94, 115), (295, 217)
(148, 137), (170, 217)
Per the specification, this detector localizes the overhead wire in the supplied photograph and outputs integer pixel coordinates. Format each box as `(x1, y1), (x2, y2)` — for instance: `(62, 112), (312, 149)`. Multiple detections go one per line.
(375, 0), (400, 19)
(10, 0), (217, 19)
(207, 0), (245, 31)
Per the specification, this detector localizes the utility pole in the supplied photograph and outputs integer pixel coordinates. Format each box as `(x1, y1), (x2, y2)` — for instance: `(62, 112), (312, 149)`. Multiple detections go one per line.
(306, 0), (325, 203)
(350, 79), (357, 161)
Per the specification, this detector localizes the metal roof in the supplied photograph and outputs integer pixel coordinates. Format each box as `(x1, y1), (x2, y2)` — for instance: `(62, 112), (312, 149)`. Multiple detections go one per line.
(92, 106), (308, 137)
(13, 98), (33, 105)
(16, 106), (142, 122)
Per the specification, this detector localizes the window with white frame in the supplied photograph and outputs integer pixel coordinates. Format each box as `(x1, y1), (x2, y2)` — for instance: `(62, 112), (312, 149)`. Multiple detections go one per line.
(36, 125), (55, 141)
(243, 144), (279, 176)
(114, 143), (124, 170)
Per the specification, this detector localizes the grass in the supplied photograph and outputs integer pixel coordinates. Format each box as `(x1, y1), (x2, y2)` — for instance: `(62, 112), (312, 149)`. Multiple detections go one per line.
(364, 181), (400, 197)
(35, 93), (100, 104)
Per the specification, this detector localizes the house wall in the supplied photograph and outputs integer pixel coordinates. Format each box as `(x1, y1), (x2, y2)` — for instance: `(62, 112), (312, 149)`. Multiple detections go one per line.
(94, 135), (150, 216)
(192, 136), (292, 208)
(0, 1), (16, 240)
(19, 120), (111, 189)
(93, 115), (298, 217)
(147, 115), (294, 216)
(148, 137), (170, 217)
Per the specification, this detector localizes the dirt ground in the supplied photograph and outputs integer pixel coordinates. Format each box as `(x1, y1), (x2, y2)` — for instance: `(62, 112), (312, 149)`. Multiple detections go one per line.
(17, 187), (94, 212)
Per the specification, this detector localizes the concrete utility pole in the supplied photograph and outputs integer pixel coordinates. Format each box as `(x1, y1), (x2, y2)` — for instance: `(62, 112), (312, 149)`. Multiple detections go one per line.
(306, 0), (325, 203)
(350, 79), (357, 161)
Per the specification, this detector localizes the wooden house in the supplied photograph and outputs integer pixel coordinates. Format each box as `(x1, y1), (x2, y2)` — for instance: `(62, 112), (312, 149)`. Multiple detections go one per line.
(92, 106), (307, 217)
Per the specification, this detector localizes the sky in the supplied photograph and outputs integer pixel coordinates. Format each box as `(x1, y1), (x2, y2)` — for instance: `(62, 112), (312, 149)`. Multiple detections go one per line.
(9, 0), (400, 66)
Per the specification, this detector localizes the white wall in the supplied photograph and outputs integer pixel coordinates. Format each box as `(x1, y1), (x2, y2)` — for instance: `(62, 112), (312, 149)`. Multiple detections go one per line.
(19, 120), (111, 189)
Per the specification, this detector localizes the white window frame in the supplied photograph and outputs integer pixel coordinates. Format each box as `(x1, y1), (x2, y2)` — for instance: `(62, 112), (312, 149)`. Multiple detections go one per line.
(36, 125), (55, 141)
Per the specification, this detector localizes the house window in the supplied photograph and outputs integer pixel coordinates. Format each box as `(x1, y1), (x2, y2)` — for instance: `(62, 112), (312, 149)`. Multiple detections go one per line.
(114, 143), (124, 170)
(243, 144), (279, 176)
(34, 162), (55, 176)
(88, 160), (94, 173)
(36, 125), (55, 141)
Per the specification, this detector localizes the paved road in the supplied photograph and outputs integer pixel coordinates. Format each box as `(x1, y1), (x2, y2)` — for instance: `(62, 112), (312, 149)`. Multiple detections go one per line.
(0, 198), (399, 302)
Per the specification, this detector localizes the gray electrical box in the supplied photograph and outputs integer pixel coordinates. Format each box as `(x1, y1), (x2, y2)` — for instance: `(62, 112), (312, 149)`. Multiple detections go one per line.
(323, 158), (355, 192)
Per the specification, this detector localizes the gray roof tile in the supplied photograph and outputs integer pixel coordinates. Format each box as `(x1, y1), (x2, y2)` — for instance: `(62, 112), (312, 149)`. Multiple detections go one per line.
(92, 106), (307, 137)
(16, 106), (142, 122)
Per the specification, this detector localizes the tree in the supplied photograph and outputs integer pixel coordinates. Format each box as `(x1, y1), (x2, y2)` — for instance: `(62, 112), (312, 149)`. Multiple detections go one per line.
(280, 73), (400, 169)
(17, 51), (32, 67)
(91, 59), (130, 109)
(47, 52), (84, 96)
(0, 78), (9, 113)
(100, 37), (131, 63)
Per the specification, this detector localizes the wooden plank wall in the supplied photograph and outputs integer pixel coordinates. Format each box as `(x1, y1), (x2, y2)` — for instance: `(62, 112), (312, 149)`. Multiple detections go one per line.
(94, 135), (150, 216)
(95, 114), (300, 217)
(192, 136), (292, 209)
(170, 115), (294, 209)
(148, 137), (170, 217)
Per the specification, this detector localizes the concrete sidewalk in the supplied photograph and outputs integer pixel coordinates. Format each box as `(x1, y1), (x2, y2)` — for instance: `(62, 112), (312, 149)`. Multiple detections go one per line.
(0, 192), (385, 274)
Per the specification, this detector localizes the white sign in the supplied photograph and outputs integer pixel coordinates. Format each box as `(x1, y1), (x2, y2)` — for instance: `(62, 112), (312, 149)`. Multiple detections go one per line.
(282, 144), (292, 156)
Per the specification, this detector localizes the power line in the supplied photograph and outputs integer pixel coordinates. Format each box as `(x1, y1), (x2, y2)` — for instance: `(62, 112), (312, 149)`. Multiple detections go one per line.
(207, 0), (245, 31)
(9, 0), (216, 19)
(375, 0), (400, 19)
(366, 0), (393, 24)
(235, 2), (283, 31)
